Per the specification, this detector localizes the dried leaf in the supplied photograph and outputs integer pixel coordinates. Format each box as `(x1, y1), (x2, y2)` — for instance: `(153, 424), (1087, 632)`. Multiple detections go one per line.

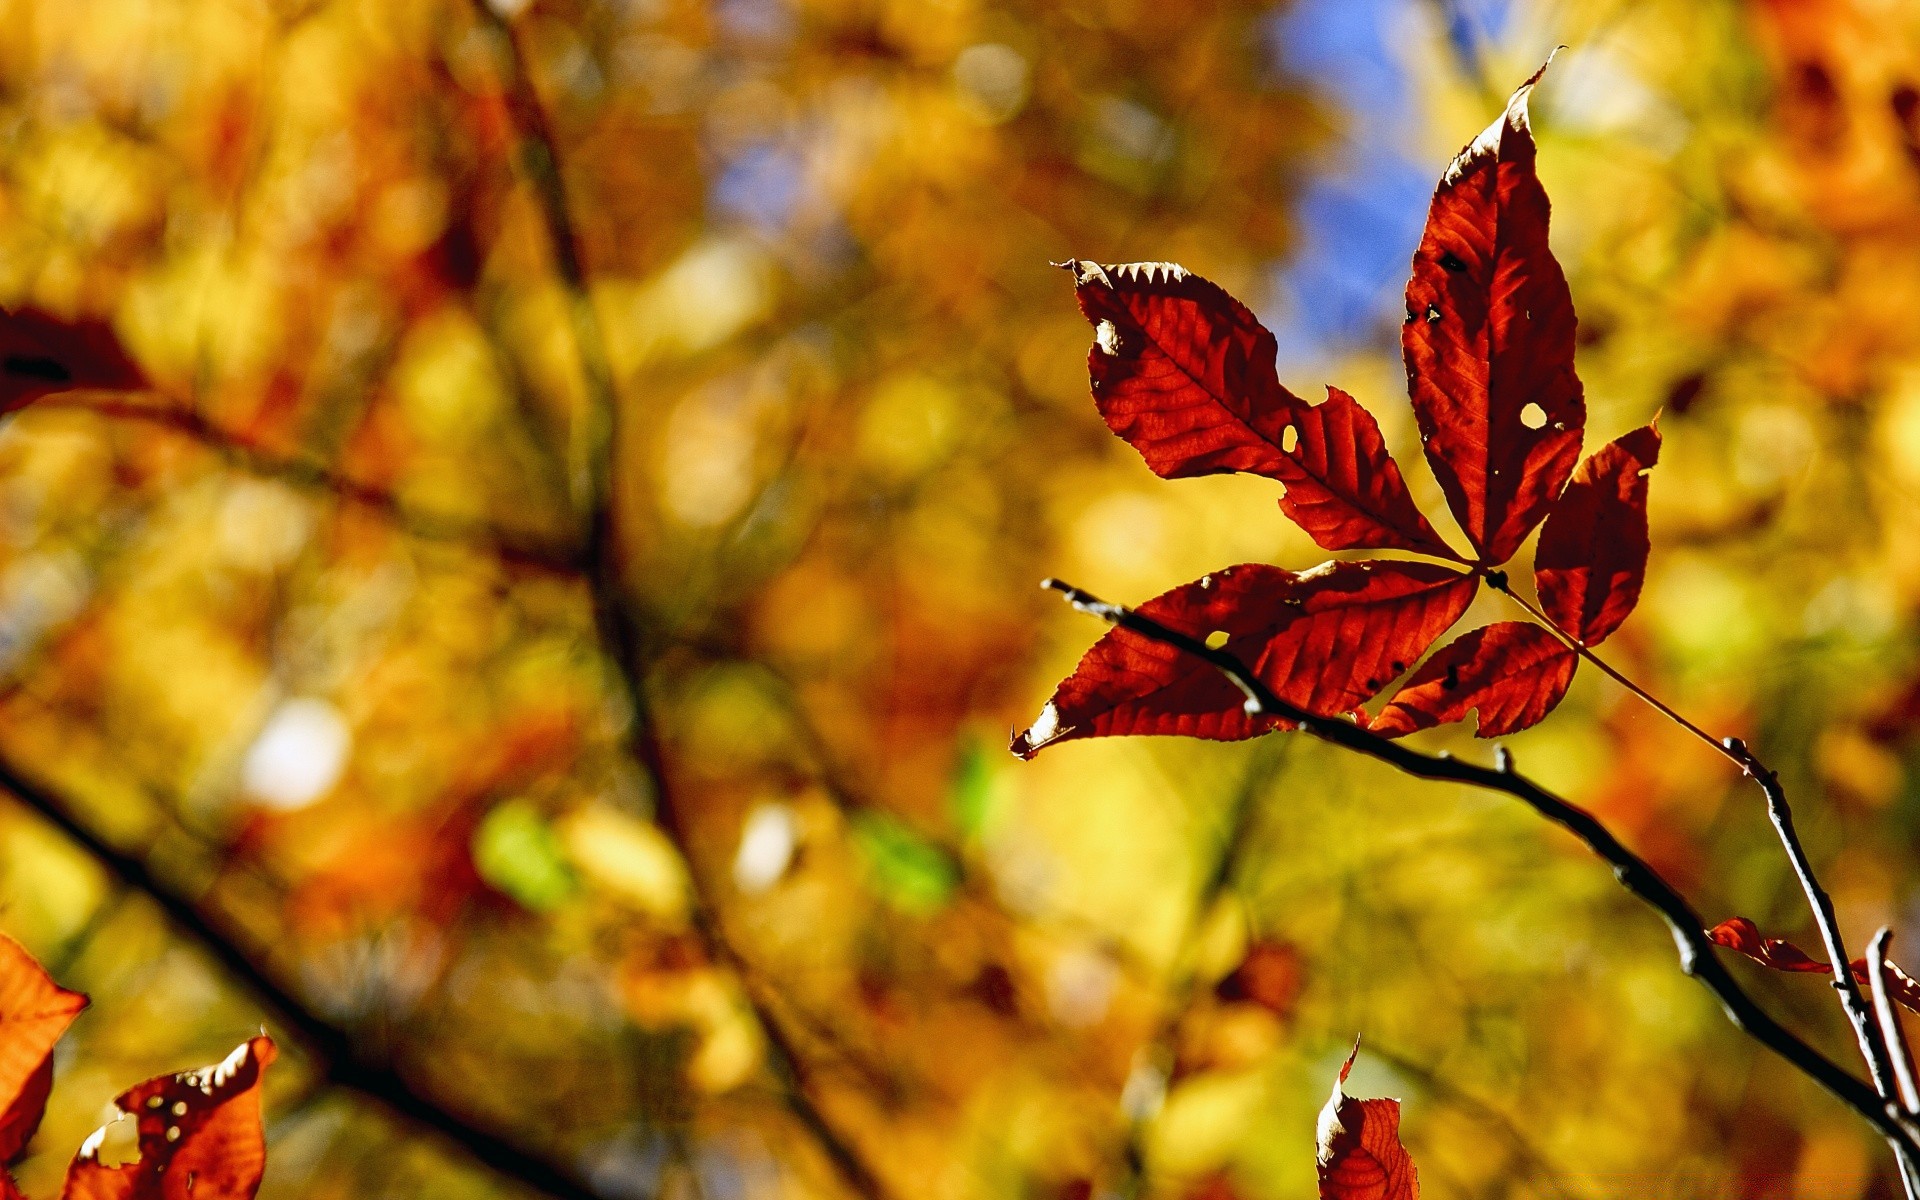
(0, 309), (146, 414)
(0, 934), (88, 1163)
(1013, 561), (1475, 757)
(1401, 59), (1584, 565)
(1708, 917), (1920, 1012)
(1277, 388), (1462, 560)
(62, 1036), (277, 1200)
(1317, 1042), (1418, 1200)
(1535, 423), (1661, 646)
(1372, 622), (1577, 738)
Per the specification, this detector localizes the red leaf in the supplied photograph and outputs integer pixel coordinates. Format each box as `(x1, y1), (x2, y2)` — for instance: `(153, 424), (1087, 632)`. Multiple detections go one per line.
(1535, 422), (1661, 646)
(1317, 1043), (1418, 1200)
(1061, 262), (1460, 561)
(1401, 60), (1584, 565)
(62, 1036), (277, 1200)
(1216, 941), (1305, 1020)
(1277, 388), (1462, 560)
(1012, 561), (1474, 758)
(1708, 918), (1920, 1013)
(1372, 622), (1577, 739)
(1062, 260), (1302, 479)
(0, 934), (88, 1163)
(0, 309), (146, 414)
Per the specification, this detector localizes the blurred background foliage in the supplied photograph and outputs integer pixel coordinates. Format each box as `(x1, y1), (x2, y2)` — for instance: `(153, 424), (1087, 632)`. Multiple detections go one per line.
(0, 0), (1916, 1196)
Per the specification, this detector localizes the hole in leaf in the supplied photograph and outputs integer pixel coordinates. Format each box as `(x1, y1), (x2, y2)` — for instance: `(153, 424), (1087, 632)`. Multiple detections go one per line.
(1424, 303), (1441, 324)
(1520, 403), (1547, 430)
(1281, 423), (1298, 454)
(1205, 630), (1229, 650)
(1442, 664), (1461, 692)
(1438, 250), (1467, 273)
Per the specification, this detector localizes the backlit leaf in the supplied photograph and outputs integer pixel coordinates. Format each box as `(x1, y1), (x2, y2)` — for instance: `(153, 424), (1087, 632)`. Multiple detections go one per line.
(1062, 259), (1302, 480)
(1317, 1042), (1418, 1200)
(1013, 561), (1475, 757)
(1708, 917), (1920, 1012)
(1372, 622), (1577, 739)
(0, 934), (88, 1164)
(1535, 423), (1661, 646)
(1277, 388), (1462, 560)
(62, 1036), (277, 1200)
(1401, 59), (1584, 565)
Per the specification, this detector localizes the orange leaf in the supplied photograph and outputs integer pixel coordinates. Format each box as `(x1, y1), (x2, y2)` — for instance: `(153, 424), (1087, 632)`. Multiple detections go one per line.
(0, 934), (88, 1163)
(62, 1037), (276, 1200)
(1317, 1043), (1418, 1200)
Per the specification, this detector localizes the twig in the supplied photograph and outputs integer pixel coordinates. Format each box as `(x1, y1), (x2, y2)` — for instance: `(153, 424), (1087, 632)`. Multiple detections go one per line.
(1870, 930), (1920, 1200)
(34, 394), (583, 574)
(1363, 1042), (1590, 1200)
(0, 752), (612, 1200)
(1871, 931), (1920, 1115)
(1038, 577), (1920, 1155)
(1489, 575), (1904, 1105)
(464, 6), (893, 1190)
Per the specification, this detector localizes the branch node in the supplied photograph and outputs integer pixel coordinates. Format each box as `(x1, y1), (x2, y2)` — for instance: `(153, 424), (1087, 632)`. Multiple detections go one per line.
(1495, 745), (1515, 773)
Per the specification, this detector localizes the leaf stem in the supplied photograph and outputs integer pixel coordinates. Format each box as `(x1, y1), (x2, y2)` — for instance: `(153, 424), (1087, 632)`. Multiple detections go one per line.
(1040, 577), (1920, 1158)
(1486, 577), (1906, 1131)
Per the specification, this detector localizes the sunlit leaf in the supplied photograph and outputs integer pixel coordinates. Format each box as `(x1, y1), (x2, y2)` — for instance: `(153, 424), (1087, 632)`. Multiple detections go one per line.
(1401, 59), (1584, 565)
(62, 1036), (277, 1200)
(0, 934), (87, 1163)
(1535, 423), (1661, 646)
(1709, 917), (1920, 1012)
(1317, 1042), (1418, 1200)
(1014, 561), (1475, 757)
(1372, 622), (1577, 738)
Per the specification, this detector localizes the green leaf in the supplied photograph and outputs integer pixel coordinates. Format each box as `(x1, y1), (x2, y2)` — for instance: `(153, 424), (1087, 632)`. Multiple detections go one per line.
(850, 812), (958, 915)
(474, 799), (579, 912)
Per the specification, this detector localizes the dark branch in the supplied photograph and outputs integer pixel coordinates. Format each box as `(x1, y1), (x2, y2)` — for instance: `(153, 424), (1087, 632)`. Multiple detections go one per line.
(1493, 577), (1907, 1132)
(1038, 577), (1920, 1155)
(37, 395), (583, 574)
(466, 4), (893, 1193)
(0, 752), (612, 1200)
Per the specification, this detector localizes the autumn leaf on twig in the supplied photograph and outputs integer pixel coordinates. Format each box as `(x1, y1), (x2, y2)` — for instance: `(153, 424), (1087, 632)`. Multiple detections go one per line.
(1710, 917), (1920, 1013)
(1022, 57), (1661, 755)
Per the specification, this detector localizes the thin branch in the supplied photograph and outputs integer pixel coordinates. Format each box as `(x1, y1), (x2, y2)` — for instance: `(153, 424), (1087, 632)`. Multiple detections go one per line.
(0, 753), (612, 1200)
(463, 7), (893, 1192)
(1871, 930), (1920, 1115)
(1363, 1042), (1591, 1200)
(1038, 577), (1920, 1155)
(1869, 930), (1920, 1200)
(1489, 575), (1905, 1103)
(36, 394), (583, 574)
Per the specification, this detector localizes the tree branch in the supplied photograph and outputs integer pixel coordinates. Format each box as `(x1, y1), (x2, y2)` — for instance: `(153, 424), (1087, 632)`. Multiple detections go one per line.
(35, 394), (583, 574)
(465, 6), (894, 1193)
(1490, 575), (1904, 1110)
(1038, 577), (1920, 1156)
(0, 752), (612, 1200)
